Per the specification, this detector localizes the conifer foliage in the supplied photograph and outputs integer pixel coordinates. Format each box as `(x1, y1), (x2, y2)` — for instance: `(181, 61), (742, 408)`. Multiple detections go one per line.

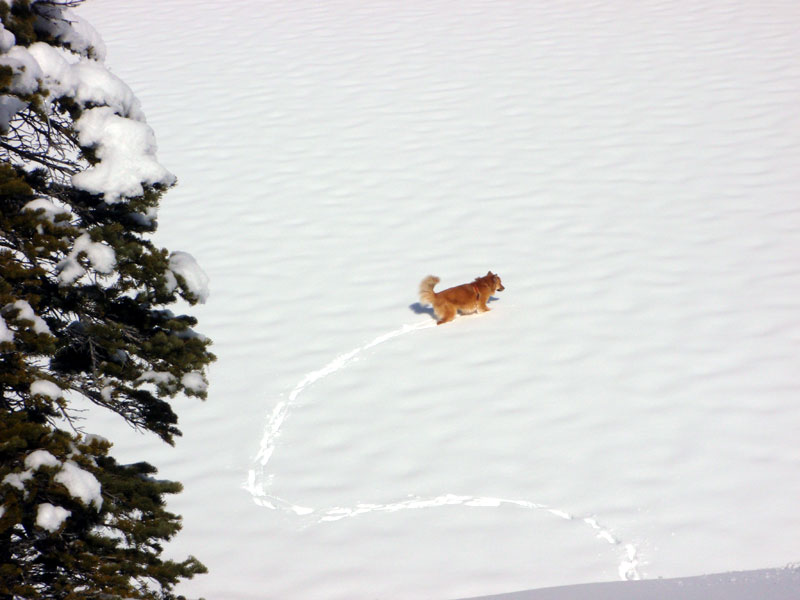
(1, 1), (214, 598)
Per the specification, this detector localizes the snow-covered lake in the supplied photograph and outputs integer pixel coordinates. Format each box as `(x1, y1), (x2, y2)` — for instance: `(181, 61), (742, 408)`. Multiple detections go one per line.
(79, 1), (800, 598)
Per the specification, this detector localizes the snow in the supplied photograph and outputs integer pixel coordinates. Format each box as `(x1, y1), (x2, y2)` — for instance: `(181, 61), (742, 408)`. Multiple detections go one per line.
(25, 42), (141, 118)
(72, 233), (116, 274)
(30, 380), (64, 400)
(2, 471), (32, 491)
(75, 1), (800, 599)
(8, 300), (51, 335)
(0, 94), (25, 132)
(23, 198), (73, 223)
(1, 14), (171, 203)
(35, 503), (71, 532)
(72, 107), (175, 202)
(54, 460), (103, 510)
(0, 45), (43, 94)
(25, 43), (81, 101)
(71, 58), (143, 119)
(464, 568), (800, 600)
(13, 450), (103, 511)
(100, 384), (114, 402)
(181, 371), (208, 394)
(0, 315), (12, 343)
(55, 256), (85, 286)
(34, 6), (106, 60)
(0, 22), (14, 52)
(57, 232), (117, 284)
(24, 449), (59, 470)
(168, 252), (210, 304)
(137, 370), (176, 386)
(82, 433), (110, 447)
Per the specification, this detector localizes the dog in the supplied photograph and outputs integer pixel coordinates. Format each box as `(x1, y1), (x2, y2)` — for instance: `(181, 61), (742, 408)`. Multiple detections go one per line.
(419, 271), (505, 325)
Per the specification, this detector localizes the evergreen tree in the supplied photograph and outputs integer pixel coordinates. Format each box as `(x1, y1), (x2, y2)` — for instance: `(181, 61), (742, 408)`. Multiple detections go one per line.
(0, 414), (207, 599)
(1, 1), (214, 597)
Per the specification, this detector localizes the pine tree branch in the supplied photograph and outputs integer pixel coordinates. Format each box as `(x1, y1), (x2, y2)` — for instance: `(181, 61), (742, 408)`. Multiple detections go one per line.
(0, 140), (79, 175)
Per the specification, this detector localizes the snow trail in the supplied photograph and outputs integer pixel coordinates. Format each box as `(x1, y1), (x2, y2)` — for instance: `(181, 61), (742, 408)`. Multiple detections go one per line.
(245, 319), (641, 581)
(248, 320), (435, 472)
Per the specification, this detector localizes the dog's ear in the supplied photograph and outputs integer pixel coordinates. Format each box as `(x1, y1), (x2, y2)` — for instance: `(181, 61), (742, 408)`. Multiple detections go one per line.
(487, 270), (493, 276)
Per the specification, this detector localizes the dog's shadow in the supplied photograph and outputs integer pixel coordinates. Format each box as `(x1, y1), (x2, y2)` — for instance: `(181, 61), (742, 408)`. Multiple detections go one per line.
(408, 302), (435, 317)
(408, 296), (500, 319)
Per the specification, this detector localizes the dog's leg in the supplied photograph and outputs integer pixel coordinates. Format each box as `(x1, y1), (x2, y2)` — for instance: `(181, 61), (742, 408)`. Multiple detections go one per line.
(437, 305), (456, 325)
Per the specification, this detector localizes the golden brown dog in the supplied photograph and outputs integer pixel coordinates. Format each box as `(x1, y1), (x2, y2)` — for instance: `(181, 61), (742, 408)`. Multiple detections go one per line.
(419, 271), (505, 325)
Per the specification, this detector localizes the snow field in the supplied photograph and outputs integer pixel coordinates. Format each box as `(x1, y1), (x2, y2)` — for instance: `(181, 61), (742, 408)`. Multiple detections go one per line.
(77, 1), (800, 598)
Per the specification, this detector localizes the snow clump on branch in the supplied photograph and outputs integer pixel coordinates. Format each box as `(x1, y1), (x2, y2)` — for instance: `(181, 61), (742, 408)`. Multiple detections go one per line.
(168, 251), (210, 304)
(36, 503), (72, 532)
(0, 5), (174, 201)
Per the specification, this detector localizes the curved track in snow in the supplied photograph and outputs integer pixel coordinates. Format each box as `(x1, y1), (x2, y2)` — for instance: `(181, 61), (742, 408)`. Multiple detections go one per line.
(245, 320), (640, 581)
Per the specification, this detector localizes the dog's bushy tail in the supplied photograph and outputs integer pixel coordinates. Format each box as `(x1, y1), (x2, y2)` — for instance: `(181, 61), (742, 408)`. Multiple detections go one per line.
(419, 275), (440, 305)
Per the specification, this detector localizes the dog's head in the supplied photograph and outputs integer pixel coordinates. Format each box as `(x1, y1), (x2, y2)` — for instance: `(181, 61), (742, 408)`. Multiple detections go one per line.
(487, 271), (505, 292)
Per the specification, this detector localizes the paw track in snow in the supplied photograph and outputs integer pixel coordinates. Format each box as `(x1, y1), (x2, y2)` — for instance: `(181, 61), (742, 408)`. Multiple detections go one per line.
(245, 320), (641, 581)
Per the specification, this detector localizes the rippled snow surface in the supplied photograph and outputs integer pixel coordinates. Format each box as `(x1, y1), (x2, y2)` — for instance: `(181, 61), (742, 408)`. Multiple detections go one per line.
(79, 2), (800, 598)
